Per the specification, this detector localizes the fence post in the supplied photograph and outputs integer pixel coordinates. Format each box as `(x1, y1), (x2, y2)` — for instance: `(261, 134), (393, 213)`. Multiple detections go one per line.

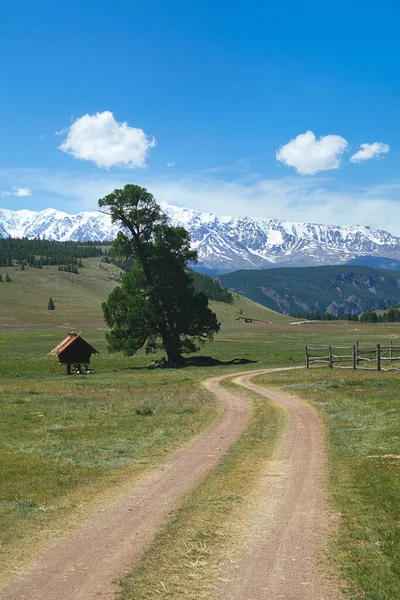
(356, 341), (359, 366)
(352, 345), (357, 370)
(390, 339), (393, 365)
(305, 346), (309, 369)
(329, 346), (333, 369)
(377, 344), (381, 371)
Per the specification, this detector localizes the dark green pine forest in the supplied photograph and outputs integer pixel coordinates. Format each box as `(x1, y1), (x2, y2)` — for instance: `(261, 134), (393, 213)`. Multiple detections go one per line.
(0, 238), (103, 268)
(220, 265), (400, 317)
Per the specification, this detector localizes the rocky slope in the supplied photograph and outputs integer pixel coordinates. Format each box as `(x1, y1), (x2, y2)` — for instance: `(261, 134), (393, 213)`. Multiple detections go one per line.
(220, 265), (400, 316)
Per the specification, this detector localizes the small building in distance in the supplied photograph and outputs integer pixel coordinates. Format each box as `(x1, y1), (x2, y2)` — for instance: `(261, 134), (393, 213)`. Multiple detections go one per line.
(49, 332), (99, 374)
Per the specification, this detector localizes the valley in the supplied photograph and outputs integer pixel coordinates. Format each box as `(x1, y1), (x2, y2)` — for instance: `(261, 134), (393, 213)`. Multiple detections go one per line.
(0, 253), (399, 599)
(3, 3), (400, 598)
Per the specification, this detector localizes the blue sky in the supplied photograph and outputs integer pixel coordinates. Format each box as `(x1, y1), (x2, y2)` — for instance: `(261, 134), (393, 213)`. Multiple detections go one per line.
(1, 0), (400, 232)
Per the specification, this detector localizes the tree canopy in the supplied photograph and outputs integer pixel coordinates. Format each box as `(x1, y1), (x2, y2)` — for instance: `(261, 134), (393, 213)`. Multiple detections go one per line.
(99, 184), (220, 363)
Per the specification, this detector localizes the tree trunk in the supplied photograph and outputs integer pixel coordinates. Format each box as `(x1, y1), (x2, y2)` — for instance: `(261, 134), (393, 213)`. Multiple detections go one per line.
(136, 241), (183, 364)
(162, 334), (183, 364)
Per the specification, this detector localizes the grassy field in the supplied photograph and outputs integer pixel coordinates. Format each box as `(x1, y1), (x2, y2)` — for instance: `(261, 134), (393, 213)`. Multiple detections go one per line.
(1, 261), (399, 597)
(114, 363), (400, 600)
(0, 261), (290, 580)
(0, 260), (290, 329)
(0, 259), (122, 328)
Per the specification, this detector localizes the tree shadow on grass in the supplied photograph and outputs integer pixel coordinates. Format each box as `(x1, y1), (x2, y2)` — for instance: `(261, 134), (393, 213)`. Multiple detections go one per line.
(55, 357), (258, 375)
(115, 356), (257, 372)
(148, 356), (258, 369)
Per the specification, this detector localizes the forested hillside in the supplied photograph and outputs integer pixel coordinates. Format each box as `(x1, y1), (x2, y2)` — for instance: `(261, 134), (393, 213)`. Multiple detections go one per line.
(0, 238), (234, 305)
(190, 271), (233, 304)
(0, 238), (103, 268)
(220, 265), (400, 316)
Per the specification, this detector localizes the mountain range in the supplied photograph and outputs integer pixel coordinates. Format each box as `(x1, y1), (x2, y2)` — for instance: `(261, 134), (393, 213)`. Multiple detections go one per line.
(1, 205), (400, 273)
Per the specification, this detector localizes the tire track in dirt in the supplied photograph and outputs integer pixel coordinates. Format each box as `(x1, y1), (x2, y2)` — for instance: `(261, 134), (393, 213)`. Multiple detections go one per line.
(0, 367), (339, 599)
(0, 368), (262, 600)
(216, 372), (340, 600)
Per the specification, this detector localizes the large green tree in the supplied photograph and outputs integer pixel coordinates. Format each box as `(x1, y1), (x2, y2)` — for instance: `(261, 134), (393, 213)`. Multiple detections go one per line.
(99, 185), (220, 363)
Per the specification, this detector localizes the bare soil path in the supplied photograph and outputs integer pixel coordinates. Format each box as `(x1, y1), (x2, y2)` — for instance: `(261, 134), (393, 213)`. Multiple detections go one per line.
(0, 367), (339, 600)
(216, 372), (340, 600)
(0, 368), (256, 600)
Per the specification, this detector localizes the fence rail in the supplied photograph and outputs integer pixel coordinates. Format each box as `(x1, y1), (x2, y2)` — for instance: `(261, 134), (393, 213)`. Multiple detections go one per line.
(305, 341), (400, 371)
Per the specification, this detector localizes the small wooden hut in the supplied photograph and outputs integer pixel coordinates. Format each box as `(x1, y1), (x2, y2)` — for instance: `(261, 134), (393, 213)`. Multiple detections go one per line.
(49, 332), (98, 374)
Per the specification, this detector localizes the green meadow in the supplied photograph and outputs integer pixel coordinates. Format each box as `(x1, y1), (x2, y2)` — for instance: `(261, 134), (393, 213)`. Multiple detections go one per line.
(0, 260), (399, 598)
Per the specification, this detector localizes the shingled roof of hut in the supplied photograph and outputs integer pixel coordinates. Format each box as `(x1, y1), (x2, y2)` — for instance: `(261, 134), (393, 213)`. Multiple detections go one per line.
(48, 332), (99, 357)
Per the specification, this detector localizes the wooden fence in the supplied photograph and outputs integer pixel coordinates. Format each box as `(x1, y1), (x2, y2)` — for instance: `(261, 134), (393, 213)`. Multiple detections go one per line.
(305, 341), (400, 371)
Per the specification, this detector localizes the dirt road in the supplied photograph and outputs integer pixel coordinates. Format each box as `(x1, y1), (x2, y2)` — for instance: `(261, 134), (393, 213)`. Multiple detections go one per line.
(0, 368), (338, 599)
(0, 369), (253, 600)
(216, 372), (339, 600)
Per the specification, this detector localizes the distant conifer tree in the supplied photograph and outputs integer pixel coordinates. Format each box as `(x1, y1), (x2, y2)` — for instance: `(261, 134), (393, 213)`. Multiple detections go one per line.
(0, 273), (3, 282)
(5, 272), (12, 282)
(48, 297), (55, 310)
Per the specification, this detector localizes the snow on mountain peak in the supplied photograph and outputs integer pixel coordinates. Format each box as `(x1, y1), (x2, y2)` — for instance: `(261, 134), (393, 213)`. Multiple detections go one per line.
(1, 204), (400, 271)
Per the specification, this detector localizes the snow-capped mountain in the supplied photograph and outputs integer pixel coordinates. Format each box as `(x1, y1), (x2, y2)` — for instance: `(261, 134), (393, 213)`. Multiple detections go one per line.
(1, 205), (400, 272)
(0, 208), (119, 242)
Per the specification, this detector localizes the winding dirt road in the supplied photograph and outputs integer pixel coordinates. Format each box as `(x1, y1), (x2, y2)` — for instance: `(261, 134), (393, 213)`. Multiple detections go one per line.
(0, 368), (339, 600)
(216, 372), (339, 600)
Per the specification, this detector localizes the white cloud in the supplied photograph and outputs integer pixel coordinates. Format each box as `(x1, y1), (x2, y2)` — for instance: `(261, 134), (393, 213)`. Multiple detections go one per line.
(11, 186), (32, 197)
(350, 142), (390, 163)
(0, 187), (32, 197)
(276, 130), (349, 175)
(166, 161), (175, 167)
(59, 111), (156, 168)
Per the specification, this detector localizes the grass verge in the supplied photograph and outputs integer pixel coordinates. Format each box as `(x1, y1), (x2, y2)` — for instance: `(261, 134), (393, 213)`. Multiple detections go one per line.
(0, 371), (218, 581)
(115, 378), (285, 600)
(255, 368), (400, 600)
